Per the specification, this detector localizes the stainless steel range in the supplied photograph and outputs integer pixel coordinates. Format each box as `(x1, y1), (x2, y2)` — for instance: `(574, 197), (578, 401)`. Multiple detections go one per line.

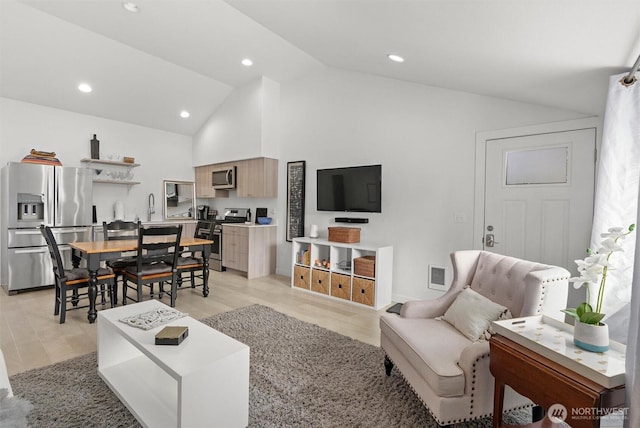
(209, 208), (250, 272)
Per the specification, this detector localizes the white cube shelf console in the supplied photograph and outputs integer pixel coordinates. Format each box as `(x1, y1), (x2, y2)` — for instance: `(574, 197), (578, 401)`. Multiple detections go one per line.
(291, 237), (393, 309)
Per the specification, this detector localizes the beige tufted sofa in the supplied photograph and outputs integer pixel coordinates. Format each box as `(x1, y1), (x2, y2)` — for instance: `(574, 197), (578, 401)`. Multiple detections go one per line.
(379, 250), (570, 426)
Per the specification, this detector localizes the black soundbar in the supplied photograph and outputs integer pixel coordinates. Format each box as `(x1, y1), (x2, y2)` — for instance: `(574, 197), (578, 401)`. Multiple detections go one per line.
(335, 217), (369, 224)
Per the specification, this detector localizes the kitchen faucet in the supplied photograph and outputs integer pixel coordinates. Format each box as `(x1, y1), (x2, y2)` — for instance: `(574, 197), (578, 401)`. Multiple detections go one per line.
(148, 193), (155, 221)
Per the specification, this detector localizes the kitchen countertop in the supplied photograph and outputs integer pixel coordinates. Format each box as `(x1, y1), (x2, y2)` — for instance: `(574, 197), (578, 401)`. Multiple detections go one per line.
(143, 220), (198, 224)
(93, 220), (198, 226)
(222, 223), (277, 228)
(94, 221), (276, 227)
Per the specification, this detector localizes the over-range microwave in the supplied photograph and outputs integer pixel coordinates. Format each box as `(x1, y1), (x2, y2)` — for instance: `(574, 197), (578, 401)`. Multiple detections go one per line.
(212, 166), (237, 190)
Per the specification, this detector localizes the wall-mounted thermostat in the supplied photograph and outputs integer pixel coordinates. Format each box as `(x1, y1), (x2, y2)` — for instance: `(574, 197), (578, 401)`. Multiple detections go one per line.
(428, 265), (448, 291)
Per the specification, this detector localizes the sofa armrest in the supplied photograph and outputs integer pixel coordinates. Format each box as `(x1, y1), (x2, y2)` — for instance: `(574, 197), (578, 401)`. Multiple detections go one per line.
(400, 298), (451, 318)
(458, 341), (491, 395)
(523, 267), (570, 321)
(459, 341), (490, 369)
(459, 340), (505, 414)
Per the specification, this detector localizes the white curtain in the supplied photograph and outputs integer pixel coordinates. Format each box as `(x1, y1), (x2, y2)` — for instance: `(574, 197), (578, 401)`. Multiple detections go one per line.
(590, 73), (640, 317)
(592, 72), (640, 428)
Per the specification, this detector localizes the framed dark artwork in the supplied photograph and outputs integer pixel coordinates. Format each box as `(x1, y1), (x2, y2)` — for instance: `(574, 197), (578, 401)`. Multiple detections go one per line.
(286, 160), (306, 242)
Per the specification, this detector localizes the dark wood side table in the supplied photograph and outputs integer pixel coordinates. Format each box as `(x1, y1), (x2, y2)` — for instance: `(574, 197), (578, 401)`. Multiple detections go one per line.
(490, 334), (625, 428)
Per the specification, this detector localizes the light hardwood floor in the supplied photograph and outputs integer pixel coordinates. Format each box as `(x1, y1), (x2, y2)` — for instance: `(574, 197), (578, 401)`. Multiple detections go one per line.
(0, 270), (388, 377)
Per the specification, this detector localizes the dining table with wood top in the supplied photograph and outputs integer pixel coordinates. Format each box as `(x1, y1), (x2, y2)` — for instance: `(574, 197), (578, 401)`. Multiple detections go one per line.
(69, 236), (214, 323)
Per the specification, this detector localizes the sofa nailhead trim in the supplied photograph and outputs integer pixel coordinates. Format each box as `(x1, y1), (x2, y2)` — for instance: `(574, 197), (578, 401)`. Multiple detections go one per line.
(469, 353), (488, 415)
(382, 352), (477, 426)
(382, 342), (536, 424)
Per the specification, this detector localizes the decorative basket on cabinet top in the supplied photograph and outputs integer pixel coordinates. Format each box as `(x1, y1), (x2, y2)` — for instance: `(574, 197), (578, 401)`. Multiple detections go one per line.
(328, 227), (361, 243)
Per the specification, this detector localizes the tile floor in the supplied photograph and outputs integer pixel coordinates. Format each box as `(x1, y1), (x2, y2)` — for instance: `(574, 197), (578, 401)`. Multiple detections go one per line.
(0, 269), (387, 376)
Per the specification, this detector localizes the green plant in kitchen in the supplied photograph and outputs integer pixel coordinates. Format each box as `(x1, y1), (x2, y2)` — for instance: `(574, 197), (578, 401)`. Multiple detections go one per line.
(563, 224), (635, 324)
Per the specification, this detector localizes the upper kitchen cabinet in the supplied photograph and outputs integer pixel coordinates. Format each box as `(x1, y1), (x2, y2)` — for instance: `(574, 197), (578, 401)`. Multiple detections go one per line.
(236, 158), (278, 198)
(195, 164), (229, 198)
(195, 157), (278, 199)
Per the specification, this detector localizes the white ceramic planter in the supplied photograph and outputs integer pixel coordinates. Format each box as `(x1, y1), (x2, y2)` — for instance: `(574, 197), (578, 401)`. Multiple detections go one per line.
(574, 321), (609, 352)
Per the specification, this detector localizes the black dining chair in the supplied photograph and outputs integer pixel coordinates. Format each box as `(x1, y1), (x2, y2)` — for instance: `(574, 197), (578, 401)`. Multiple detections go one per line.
(175, 220), (215, 295)
(40, 225), (116, 323)
(122, 224), (183, 307)
(103, 220), (140, 304)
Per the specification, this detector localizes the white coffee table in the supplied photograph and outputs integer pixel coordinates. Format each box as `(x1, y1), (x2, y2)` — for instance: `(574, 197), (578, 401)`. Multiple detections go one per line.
(97, 300), (249, 428)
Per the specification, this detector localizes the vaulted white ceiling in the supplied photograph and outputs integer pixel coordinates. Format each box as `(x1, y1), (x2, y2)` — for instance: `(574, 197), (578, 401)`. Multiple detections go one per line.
(1, 0), (639, 135)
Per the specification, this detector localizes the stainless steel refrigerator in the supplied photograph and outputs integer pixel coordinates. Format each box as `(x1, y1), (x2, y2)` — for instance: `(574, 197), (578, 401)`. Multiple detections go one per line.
(1, 162), (93, 293)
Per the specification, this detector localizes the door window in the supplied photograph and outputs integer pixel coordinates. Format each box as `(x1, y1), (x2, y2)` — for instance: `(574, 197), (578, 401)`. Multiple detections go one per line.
(505, 146), (568, 185)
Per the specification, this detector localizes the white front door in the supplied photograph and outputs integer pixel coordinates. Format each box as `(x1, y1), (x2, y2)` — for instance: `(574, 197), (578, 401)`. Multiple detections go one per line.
(482, 128), (596, 269)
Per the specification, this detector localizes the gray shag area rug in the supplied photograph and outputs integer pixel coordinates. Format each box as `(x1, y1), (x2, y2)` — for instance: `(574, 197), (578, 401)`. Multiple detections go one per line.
(9, 305), (529, 427)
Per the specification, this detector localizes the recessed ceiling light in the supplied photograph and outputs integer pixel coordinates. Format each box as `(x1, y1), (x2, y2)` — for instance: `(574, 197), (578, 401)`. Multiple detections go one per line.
(241, 58), (253, 67)
(180, 110), (190, 119)
(78, 83), (92, 93)
(387, 54), (405, 63)
(122, 2), (139, 13)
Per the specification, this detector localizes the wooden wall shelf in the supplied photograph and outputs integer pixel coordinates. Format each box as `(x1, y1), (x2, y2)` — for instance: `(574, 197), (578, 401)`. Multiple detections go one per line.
(93, 179), (141, 185)
(81, 158), (140, 167)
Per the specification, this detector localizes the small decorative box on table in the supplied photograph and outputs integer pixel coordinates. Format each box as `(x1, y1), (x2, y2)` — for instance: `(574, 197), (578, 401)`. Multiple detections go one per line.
(155, 326), (189, 346)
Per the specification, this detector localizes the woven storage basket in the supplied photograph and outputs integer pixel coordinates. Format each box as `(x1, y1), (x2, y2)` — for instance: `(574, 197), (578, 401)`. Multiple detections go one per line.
(354, 256), (375, 277)
(352, 277), (375, 306)
(327, 227), (361, 243)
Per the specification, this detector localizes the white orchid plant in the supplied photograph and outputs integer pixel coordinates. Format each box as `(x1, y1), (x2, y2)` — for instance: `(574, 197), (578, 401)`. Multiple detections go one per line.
(562, 224), (635, 325)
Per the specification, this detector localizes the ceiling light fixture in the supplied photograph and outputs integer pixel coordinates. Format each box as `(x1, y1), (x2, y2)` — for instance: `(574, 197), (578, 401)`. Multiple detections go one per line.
(122, 2), (139, 13)
(180, 110), (190, 119)
(387, 54), (405, 63)
(241, 58), (253, 67)
(78, 83), (92, 93)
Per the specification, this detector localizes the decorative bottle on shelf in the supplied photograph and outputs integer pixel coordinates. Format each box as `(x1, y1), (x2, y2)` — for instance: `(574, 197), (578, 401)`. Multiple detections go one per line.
(90, 134), (100, 159)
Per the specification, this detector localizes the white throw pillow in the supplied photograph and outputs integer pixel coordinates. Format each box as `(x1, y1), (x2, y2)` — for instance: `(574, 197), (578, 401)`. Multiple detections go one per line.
(442, 287), (510, 341)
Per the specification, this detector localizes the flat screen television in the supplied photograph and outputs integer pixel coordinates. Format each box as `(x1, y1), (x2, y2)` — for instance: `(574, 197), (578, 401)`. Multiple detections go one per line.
(317, 164), (382, 212)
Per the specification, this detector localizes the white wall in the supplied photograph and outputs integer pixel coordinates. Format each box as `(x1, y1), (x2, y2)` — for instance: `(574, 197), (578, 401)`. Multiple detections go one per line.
(193, 77), (281, 165)
(261, 77), (281, 160)
(0, 98), (194, 223)
(275, 68), (590, 302)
